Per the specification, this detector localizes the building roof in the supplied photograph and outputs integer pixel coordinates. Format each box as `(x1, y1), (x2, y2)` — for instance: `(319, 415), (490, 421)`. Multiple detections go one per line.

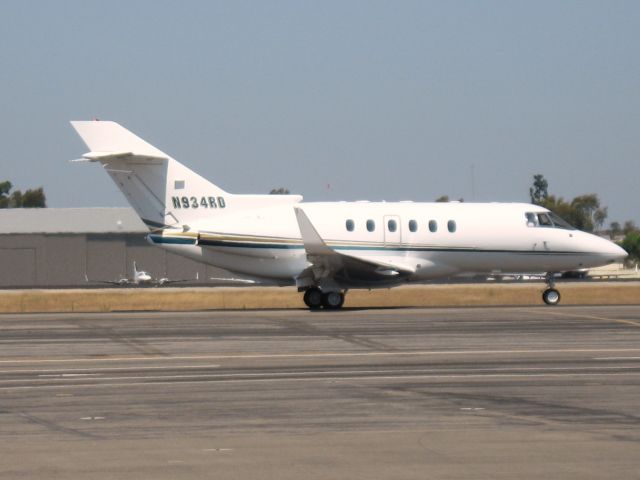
(0, 208), (148, 234)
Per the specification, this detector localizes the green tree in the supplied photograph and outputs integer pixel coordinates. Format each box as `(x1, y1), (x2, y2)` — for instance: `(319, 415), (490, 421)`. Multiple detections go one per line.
(435, 195), (449, 202)
(0, 181), (46, 208)
(620, 231), (640, 266)
(540, 195), (573, 222)
(9, 190), (23, 208)
(0, 181), (11, 208)
(568, 194), (605, 232)
(610, 221), (622, 239)
(22, 188), (46, 208)
(529, 174), (549, 205)
(623, 220), (637, 235)
(593, 207), (608, 232)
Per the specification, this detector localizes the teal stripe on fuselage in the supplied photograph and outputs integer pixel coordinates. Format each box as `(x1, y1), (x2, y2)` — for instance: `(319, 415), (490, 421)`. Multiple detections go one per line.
(187, 237), (596, 256)
(148, 234), (197, 245)
(198, 239), (303, 249)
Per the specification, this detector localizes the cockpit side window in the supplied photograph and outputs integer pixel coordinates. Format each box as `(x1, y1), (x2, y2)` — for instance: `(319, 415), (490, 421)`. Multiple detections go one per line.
(525, 212), (538, 227)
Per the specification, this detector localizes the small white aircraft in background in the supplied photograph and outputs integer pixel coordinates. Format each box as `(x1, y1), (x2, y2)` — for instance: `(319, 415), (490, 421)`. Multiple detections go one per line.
(85, 261), (195, 287)
(71, 121), (627, 308)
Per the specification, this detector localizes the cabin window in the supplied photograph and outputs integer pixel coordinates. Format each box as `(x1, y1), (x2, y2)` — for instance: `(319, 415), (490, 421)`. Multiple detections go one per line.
(447, 220), (457, 233)
(346, 219), (355, 232)
(366, 219), (376, 232)
(388, 219), (397, 232)
(408, 219), (418, 232)
(428, 220), (438, 233)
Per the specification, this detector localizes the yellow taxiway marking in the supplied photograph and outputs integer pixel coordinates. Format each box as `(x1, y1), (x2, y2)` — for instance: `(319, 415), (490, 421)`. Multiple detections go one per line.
(540, 309), (640, 328)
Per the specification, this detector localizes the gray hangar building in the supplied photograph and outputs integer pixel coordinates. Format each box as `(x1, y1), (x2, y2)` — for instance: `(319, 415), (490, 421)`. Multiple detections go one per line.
(0, 208), (228, 288)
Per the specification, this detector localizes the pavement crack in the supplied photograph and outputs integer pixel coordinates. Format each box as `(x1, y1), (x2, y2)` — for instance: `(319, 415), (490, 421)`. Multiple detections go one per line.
(18, 412), (102, 439)
(265, 318), (397, 352)
(64, 320), (168, 357)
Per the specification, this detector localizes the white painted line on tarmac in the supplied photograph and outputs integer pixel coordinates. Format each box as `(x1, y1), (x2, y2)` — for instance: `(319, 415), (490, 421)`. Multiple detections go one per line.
(2, 365), (640, 386)
(11, 364), (639, 384)
(48, 364), (640, 382)
(4, 364), (220, 375)
(594, 357), (640, 361)
(3, 348), (640, 365)
(3, 370), (640, 392)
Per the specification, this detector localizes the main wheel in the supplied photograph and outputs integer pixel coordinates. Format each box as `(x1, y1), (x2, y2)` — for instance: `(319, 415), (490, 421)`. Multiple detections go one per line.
(542, 288), (561, 306)
(322, 291), (344, 309)
(303, 287), (323, 309)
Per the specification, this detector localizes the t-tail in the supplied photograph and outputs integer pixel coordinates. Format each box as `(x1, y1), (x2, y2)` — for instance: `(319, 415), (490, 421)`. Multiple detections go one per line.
(70, 120), (302, 230)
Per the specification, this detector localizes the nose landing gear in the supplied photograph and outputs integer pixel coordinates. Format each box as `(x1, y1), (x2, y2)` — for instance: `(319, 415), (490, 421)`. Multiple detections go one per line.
(542, 273), (561, 306)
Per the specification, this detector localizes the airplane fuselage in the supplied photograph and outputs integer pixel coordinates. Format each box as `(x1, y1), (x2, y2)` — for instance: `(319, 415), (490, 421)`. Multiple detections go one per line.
(148, 201), (622, 287)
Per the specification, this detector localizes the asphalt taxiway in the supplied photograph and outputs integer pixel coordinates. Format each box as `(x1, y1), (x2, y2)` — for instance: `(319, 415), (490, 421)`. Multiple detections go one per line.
(1, 306), (640, 479)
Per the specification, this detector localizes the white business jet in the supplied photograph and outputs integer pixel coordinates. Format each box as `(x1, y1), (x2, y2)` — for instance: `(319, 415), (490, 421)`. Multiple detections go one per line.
(70, 121), (627, 308)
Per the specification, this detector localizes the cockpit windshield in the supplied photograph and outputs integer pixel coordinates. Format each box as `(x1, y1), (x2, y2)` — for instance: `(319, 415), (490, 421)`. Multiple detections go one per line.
(525, 211), (575, 230)
(547, 212), (574, 229)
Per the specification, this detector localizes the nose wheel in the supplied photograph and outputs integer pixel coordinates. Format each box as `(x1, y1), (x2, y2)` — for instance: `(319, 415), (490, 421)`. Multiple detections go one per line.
(542, 288), (561, 305)
(542, 273), (561, 306)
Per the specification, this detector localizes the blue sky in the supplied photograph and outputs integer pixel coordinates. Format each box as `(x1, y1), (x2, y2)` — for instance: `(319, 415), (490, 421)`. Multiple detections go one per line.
(1, 1), (638, 224)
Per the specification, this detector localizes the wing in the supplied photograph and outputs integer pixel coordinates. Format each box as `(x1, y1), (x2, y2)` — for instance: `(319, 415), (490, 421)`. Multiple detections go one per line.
(156, 278), (193, 286)
(293, 207), (417, 288)
(84, 274), (129, 286)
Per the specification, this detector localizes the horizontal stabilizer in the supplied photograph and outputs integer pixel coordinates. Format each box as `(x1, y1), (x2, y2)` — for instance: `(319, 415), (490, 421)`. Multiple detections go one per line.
(80, 151), (168, 162)
(71, 121), (169, 158)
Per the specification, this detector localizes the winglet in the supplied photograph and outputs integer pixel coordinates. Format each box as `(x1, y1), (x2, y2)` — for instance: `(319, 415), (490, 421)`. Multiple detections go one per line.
(293, 207), (334, 255)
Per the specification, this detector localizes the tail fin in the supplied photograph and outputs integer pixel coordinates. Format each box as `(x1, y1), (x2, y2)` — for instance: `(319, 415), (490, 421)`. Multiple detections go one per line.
(71, 121), (229, 229)
(71, 120), (302, 230)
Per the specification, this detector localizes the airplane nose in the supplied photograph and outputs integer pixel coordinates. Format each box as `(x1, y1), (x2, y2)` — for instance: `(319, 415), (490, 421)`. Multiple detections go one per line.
(610, 242), (628, 262)
(596, 236), (628, 262)
(586, 233), (628, 265)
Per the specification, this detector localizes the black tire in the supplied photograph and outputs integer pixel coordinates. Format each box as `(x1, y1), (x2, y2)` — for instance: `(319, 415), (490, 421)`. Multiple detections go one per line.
(303, 287), (323, 309)
(542, 288), (561, 306)
(322, 291), (344, 309)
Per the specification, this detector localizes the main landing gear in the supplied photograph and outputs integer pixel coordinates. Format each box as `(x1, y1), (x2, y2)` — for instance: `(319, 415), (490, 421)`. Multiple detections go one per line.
(542, 272), (561, 306)
(303, 287), (345, 310)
